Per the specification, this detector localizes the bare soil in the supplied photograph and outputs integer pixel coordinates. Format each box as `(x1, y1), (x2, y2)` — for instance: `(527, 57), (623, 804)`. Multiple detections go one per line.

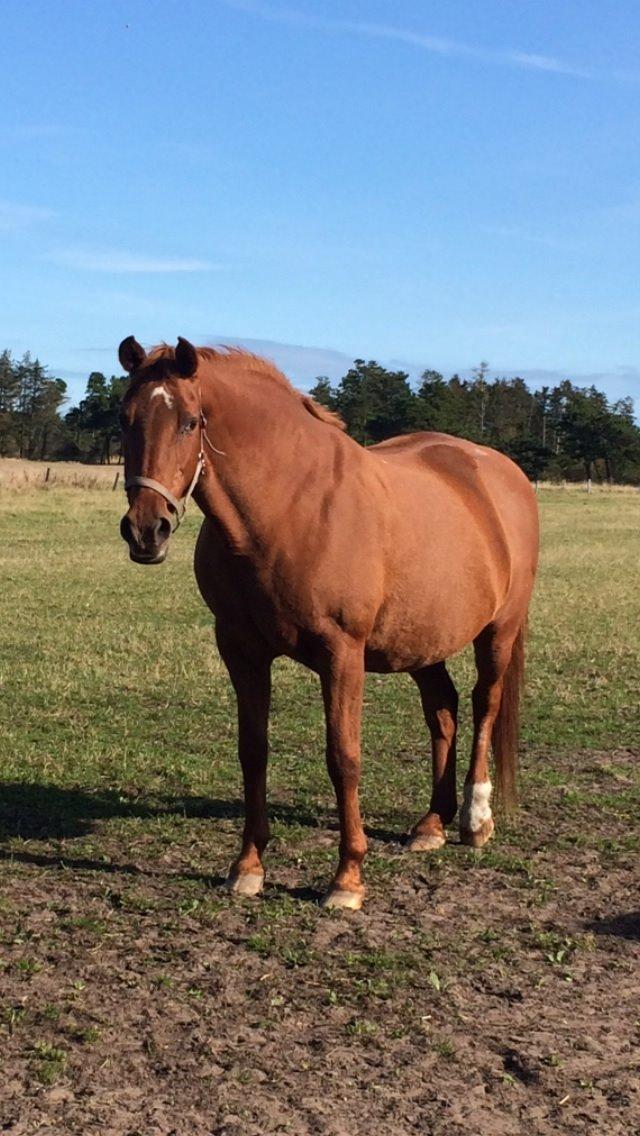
(1, 749), (639, 1136)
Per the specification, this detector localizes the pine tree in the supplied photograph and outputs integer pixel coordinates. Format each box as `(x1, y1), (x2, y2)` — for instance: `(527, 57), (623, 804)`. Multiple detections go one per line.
(0, 350), (20, 456)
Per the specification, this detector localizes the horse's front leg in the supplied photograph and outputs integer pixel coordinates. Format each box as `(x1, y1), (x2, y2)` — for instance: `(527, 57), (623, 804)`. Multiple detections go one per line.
(320, 640), (367, 911)
(217, 629), (272, 896)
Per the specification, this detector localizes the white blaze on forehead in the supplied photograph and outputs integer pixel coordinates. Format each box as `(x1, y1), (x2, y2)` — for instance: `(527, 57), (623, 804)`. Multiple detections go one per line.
(150, 385), (174, 409)
(460, 781), (492, 832)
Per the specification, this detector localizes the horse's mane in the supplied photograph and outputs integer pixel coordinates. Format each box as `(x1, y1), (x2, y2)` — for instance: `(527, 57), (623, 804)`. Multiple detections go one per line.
(300, 395), (346, 430)
(133, 343), (345, 431)
(197, 345), (292, 388)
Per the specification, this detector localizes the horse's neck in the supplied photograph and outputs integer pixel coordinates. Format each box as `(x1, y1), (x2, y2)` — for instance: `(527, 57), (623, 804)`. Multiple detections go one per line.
(194, 362), (323, 552)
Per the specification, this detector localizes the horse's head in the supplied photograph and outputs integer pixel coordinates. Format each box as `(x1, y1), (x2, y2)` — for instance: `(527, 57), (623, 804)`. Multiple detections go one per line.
(118, 335), (204, 565)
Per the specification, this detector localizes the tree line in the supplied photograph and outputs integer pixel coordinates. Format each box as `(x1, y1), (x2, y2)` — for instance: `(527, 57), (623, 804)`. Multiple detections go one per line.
(0, 351), (125, 464)
(1, 347), (639, 483)
(0, 350), (68, 461)
(310, 360), (640, 483)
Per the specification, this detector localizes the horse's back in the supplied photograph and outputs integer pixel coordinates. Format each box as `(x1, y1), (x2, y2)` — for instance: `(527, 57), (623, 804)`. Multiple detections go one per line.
(369, 431), (538, 552)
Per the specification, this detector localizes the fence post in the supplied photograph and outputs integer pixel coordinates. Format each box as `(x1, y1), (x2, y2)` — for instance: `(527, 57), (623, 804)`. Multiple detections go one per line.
(44, 467), (51, 483)
(112, 471), (120, 491)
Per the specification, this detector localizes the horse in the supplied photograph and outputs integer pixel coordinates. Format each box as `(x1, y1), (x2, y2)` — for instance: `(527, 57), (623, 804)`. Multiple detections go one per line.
(118, 336), (539, 910)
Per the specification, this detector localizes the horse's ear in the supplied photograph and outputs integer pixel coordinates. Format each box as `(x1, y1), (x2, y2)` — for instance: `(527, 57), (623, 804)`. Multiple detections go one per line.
(118, 335), (146, 373)
(175, 337), (198, 378)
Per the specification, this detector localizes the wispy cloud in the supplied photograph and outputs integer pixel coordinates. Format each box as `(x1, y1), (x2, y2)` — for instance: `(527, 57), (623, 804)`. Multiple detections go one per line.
(0, 198), (55, 233)
(219, 0), (594, 79)
(202, 333), (356, 386)
(50, 248), (219, 274)
(342, 21), (592, 78)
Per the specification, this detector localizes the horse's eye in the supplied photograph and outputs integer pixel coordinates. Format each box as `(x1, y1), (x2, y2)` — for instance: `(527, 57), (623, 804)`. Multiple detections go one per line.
(181, 416), (198, 435)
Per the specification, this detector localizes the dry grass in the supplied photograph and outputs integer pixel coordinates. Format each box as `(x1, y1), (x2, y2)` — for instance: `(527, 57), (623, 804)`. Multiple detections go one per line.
(3, 457), (638, 495)
(0, 458), (122, 490)
(535, 480), (639, 494)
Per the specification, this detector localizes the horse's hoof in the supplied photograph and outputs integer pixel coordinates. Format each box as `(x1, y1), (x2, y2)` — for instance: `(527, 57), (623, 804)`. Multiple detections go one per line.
(226, 871), (265, 896)
(460, 817), (495, 848)
(321, 886), (365, 911)
(406, 831), (446, 852)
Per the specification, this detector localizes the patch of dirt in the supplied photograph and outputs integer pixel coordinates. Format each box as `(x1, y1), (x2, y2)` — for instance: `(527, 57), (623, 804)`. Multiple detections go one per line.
(1, 749), (639, 1135)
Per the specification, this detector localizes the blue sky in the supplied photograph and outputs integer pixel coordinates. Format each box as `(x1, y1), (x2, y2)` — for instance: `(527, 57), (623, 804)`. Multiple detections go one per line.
(1, 0), (639, 407)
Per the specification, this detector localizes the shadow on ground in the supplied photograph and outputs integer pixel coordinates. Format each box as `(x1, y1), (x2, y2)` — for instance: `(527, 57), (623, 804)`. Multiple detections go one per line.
(588, 911), (640, 940)
(0, 780), (401, 845)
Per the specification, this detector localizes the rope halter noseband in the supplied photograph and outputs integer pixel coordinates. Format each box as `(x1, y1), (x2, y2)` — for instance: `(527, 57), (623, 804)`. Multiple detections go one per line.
(124, 412), (223, 532)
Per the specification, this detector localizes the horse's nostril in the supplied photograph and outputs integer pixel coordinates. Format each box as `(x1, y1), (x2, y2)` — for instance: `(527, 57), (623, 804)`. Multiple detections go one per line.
(154, 516), (172, 542)
(120, 515), (133, 544)
(121, 513), (170, 554)
(140, 517), (171, 549)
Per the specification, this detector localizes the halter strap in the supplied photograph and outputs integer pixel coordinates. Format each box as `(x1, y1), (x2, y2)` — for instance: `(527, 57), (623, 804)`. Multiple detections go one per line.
(124, 417), (208, 531)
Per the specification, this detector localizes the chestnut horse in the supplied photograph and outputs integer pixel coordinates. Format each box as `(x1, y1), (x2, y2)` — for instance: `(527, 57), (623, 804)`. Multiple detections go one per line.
(118, 336), (539, 910)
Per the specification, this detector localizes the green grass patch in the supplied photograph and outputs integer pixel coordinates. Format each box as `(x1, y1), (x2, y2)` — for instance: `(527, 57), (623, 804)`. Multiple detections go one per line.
(0, 486), (638, 880)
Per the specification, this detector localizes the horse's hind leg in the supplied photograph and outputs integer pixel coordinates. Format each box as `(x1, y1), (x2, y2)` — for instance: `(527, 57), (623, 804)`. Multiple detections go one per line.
(406, 662), (458, 852)
(460, 622), (519, 848)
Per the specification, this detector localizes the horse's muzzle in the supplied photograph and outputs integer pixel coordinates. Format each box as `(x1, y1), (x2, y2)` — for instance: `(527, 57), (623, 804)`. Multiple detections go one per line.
(120, 512), (172, 565)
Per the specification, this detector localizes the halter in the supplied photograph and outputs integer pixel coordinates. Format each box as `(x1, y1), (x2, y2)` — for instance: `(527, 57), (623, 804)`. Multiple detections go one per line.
(124, 413), (219, 532)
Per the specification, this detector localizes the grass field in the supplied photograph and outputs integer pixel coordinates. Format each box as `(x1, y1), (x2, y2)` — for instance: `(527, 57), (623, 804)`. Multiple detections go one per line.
(0, 486), (638, 1135)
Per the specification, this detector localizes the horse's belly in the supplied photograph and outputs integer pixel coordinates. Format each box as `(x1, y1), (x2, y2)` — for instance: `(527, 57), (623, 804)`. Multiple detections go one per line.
(365, 561), (499, 672)
(365, 616), (484, 673)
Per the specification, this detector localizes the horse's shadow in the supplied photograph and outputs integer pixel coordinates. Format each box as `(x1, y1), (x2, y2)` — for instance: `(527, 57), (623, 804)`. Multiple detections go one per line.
(0, 780), (402, 882)
(0, 781), (261, 840)
(587, 912), (640, 941)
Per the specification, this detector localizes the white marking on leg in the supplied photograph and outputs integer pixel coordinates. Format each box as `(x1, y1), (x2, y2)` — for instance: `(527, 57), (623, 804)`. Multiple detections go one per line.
(150, 385), (174, 409)
(460, 780), (492, 832)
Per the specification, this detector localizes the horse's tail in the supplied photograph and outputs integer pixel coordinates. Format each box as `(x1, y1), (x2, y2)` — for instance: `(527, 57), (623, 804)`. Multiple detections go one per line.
(492, 619), (527, 810)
